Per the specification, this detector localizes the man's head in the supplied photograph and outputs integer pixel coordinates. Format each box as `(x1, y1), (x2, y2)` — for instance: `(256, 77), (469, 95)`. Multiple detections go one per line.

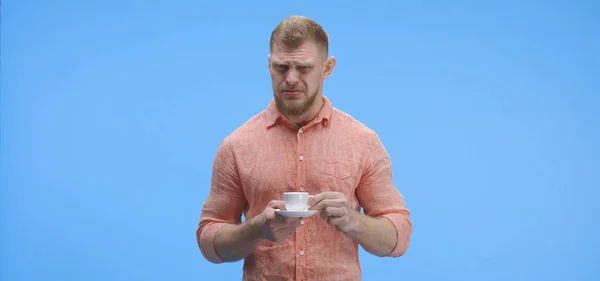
(268, 16), (336, 118)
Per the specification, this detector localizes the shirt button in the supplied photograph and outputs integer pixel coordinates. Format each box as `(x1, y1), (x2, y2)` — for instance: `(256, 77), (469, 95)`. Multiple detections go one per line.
(299, 128), (303, 134)
(299, 155), (304, 161)
(300, 220), (304, 225)
(300, 250), (304, 256)
(300, 187), (304, 192)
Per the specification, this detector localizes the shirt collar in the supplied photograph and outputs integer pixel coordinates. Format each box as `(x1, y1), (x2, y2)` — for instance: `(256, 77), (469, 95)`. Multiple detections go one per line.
(265, 95), (333, 129)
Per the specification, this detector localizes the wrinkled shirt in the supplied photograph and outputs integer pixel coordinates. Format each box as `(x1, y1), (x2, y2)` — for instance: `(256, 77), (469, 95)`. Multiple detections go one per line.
(197, 96), (412, 281)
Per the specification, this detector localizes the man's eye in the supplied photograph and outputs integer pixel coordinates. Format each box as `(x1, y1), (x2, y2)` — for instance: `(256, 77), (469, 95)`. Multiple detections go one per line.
(276, 64), (289, 71)
(298, 66), (312, 72)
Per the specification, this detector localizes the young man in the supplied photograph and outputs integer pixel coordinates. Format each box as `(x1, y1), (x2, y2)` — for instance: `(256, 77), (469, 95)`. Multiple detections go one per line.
(197, 15), (412, 281)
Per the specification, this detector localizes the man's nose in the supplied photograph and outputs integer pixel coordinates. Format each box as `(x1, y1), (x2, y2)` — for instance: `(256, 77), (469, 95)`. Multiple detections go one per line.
(285, 69), (300, 85)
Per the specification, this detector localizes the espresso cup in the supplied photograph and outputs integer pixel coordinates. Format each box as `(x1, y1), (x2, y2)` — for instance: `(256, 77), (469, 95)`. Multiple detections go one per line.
(283, 192), (309, 211)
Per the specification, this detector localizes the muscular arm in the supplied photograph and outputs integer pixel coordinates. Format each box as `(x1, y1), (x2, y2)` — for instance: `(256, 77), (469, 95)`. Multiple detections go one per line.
(197, 139), (302, 263)
(213, 214), (266, 262)
(213, 201), (300, 262)
(309, 193), (409, 258)
(197, 138), (252, 264)
(308, 133), (411, 258)
(346, 210), (399, 257)
(353, 133), (412, 257)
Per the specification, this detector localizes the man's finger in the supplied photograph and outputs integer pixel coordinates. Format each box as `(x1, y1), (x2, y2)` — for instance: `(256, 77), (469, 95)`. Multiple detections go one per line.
(309, 198), (345, 211)
(268, 200), (286, 209)
(327, 217), (343, 227)
(307, 192), (342, 206)
(320, 206), (344, 218)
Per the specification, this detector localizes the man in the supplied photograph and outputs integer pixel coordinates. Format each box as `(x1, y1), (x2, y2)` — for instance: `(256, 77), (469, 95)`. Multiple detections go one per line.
(197, 15), (412, 281)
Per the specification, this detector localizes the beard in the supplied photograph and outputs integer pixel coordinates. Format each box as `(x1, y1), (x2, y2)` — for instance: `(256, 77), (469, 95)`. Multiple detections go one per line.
(274, 88), (318, 117)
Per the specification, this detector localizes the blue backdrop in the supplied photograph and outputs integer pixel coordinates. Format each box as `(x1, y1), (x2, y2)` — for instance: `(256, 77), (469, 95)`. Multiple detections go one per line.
(2, 1), (598, 280)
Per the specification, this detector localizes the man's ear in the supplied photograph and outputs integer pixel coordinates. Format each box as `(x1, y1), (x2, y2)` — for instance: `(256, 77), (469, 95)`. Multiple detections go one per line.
(267, 54), (272, 70)
(323, 56), (336, 79)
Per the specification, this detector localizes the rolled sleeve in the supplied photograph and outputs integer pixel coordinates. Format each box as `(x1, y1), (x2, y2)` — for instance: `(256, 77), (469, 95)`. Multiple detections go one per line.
(196, 138), (247, 264)
(357, 132), (412, 257)
(197, 221), (226, 264)
(381, 212), (412, 257)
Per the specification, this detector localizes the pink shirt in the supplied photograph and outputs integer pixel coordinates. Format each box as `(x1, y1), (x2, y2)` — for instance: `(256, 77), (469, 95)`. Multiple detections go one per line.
(197, 96), (412, 281)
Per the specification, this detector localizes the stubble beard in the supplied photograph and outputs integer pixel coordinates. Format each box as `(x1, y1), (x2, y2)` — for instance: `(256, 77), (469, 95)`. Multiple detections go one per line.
(274, 89), (318, 117)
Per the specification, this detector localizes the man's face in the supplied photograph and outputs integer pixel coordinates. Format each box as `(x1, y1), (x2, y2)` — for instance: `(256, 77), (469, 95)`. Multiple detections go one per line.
(268, 40), (333, 117)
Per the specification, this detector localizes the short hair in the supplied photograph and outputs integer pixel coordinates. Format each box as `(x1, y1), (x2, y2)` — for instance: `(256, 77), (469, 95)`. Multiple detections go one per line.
(269, 15), (329, 56)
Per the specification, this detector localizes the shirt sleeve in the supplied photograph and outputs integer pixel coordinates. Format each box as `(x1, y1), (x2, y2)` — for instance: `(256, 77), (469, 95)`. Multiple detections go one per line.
(356, 132), (412, 257)
(196, 137), (247, 264)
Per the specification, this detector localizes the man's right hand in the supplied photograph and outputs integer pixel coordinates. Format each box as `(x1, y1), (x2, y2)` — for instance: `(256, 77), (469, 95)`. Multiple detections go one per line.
(259, 200), (301, 242)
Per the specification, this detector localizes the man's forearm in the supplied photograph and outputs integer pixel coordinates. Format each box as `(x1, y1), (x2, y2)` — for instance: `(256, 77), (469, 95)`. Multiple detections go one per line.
(346, 211), (398, 257)
(214, 214), (267, 262)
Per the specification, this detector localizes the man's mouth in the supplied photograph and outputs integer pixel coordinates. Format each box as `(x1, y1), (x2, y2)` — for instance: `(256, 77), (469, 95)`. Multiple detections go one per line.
(281, 90), (304, 98)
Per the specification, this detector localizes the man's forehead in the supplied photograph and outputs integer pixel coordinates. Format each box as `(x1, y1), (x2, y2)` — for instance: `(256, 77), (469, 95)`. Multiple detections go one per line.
(270, 41), (322, 63)
(270, 55), (315, 64)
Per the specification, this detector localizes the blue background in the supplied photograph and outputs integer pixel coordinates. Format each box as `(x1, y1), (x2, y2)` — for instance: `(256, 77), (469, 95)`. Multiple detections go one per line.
(2, 1), (599, 280)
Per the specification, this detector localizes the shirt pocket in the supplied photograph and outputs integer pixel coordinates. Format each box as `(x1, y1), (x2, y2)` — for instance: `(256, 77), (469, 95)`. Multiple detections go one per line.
(317, 159), (361, 199)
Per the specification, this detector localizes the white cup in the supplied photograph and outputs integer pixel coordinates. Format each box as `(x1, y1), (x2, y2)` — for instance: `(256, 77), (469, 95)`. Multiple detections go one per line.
(283, 192), (309, 211)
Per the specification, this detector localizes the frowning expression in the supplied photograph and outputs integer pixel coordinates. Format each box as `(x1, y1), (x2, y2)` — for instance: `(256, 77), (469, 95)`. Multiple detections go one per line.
(268, 40), (333, 117)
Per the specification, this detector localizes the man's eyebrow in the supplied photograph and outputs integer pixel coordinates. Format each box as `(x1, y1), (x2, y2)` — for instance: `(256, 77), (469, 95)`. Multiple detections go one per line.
(271, 59), (314, 65)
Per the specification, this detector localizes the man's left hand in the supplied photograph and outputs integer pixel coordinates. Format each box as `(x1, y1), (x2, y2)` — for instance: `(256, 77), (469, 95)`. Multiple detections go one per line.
(308, 192), (359, 233)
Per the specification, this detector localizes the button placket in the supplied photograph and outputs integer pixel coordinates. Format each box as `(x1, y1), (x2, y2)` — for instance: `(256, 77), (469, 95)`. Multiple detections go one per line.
(296, 125), (306, 193)
(295, 126), (307, 281)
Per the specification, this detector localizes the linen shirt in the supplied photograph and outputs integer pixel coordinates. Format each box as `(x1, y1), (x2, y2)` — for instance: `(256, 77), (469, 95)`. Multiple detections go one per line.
(197, 96), (412, 281)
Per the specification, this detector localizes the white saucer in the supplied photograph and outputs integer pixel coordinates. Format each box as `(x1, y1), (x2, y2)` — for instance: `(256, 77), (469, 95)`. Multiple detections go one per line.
(275, 209), (318, 218)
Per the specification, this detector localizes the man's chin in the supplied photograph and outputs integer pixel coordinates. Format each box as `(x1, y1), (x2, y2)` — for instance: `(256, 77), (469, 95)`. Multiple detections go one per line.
(276, 102), (305, 116)
(282, 99), (304, 106)
(274, 92), (316, 116)
(276, 96), (301, 106)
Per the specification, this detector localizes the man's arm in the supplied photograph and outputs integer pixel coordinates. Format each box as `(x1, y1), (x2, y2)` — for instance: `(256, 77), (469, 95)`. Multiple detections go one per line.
(308, 191), (409, 257)
(353, 133), (412, 257)
(197, 139), (302, 263)
(213, 200), (302, 262)
(345, 209), (400, 257)
(197, 138), (252, 263)
(212, 214), (266, 262)
(309, 133), (412, 257)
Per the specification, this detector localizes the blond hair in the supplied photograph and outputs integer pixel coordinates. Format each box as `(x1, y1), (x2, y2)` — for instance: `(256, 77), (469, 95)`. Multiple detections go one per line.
(269, 15), (329, 56)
